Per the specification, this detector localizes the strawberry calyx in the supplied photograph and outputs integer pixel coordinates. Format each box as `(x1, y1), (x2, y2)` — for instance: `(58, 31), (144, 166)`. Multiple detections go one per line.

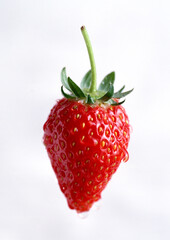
(61, 26), (133, 105)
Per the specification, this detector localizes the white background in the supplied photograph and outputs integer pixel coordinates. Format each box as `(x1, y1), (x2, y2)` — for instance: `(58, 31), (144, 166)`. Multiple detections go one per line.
(0, 0), (170, 239)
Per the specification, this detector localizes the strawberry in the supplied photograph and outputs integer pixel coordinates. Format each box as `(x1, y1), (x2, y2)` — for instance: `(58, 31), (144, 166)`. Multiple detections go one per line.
(43, 26), (133, 213)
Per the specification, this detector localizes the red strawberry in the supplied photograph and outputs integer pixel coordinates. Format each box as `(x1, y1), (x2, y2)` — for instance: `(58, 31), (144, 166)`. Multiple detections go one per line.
(43, 26), (133, 213)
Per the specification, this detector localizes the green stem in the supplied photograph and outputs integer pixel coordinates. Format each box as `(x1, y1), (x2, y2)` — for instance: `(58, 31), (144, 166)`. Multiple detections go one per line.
(81, 26), (97, 93)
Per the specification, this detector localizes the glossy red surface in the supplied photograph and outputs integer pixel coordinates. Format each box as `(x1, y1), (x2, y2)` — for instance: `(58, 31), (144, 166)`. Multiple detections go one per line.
(43, 98), (130, 212)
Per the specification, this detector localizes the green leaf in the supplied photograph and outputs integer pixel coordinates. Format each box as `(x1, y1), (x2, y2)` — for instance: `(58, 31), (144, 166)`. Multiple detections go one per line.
(61, 67), (71, 92)
(109, 99), (125, 106)
(113, 88), (134, 99)
(98, 72), (115, 92)
(80, 70), (92, 91)
(61, 86), (76, 99)
(67, 77), (86, 98)
(98, 84), (114, 101)
(86, 94), (95, 104)
(115, 85), (125, 94)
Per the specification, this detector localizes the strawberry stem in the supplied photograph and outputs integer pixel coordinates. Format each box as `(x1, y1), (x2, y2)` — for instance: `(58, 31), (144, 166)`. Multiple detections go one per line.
(81, 26), (97, 93)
